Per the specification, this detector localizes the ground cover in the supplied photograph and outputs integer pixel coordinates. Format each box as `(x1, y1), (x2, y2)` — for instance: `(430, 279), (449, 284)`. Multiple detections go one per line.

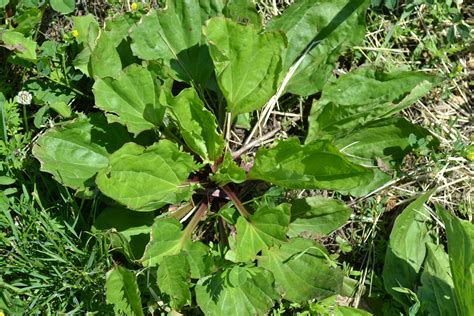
(0, 0), (472, 315)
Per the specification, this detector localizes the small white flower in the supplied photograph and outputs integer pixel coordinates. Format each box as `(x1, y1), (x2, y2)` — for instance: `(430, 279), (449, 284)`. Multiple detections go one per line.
(16, 91), (32, 105)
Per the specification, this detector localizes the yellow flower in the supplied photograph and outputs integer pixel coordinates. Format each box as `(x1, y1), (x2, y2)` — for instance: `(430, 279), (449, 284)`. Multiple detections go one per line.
(0, 311), (4, 316)
(71, 29), (79, 38)
(467, 151), (474, 161)
(130, 2), (138, 10)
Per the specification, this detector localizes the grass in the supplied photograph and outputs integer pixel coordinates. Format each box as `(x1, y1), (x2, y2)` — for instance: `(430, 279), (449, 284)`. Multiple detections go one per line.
(0, 0), (472, 314)
(0, 182), (114, 314)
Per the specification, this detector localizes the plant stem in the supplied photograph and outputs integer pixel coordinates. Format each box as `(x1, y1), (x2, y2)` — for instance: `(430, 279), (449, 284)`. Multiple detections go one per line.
(168, 203), (194, 221)
(183, 202), (208, 239)
(218, 217), (228, 251)
(22, 103), (29, 133)
(221, 185), (250, 219)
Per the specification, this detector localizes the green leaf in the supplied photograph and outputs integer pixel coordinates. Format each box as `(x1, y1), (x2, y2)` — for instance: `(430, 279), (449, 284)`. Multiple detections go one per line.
(89, 31), (122, 79)
(235, 113), (251, 130)
(103, 15), (135, 45)
(204, 17), (286, 115)
(333, 117), (438, 197)
(417, 243), (456, 316)
(93, 65), (165, 136)
(33, 105), (48, 128)
(49, 101), (72, 118)
(342, 169), (391, 198)
(93, 207), (155, 260)
(258, 237), (343, 302)
(38, 41), (58, 58)
(32, 113), (131, 191)
(288, 196), (351, 237)
(14, 8), (43, 35)
(130, 0), (214, 87)
(383, 190), (433, 307)
(1, 31), (37, 61)
(196, 266), (277, 316)
(157, 253), (192, 310)
(460, 220), (474, 278)
(198, 0), (225, 20)
(72, 15), (100, 75)
(105, 266), (143, 316)
(0, 0), (8, 9)
(306, 68), (436, 141)
(50, 0), (75, 14)
(87, 15), (134, 79)
(249, 138), (373, 192)
(334, 117), (437, 166)
(317, 296), (373, 316)
(234, 203), (290, 262)
(96, 141), (196, 211)
(223, 0), (261, 27)
(437, 205), (474, 316)
(72, 14), (99, 45)
(266, 0), (368, 96)
(141, 218), (210, 278)
(0, 176), (15, 185)
(169, 88), (224, 162)
(335, 306), (373, 316)
(210, 152), (246, 185)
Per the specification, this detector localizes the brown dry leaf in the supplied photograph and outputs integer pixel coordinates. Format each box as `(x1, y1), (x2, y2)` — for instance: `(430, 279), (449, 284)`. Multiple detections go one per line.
(385, 197), (398, 211)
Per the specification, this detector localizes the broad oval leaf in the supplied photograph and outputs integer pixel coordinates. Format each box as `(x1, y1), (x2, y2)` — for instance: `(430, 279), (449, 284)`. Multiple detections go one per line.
(306, 67), (436, 142)
(437, 205), (474, 316)
(106, 266), (143, 316)
(234, 203), (290, 262)
(258, 237), (344, 303)
(288, 196), (351, 237)
(157, 253), (192, 310)
(334, 117), (438, 166)
(333, 117), (438, 197)
(417, 243), (457, 316)
(141, 218), (210, 278)
(96, 141), (196, 211)
(266, 0), (368, 96)
(89, 31), (122, 79)
(249, 138), (373, 192)
(32, 113), (131, 192)
(130, 0), (214, 87)
(1, 31), (37, 61)
(93, 65), (165, 136)
(383, 190), (433, 307)
(196, 266), (277, 316)
(169, 88), (224, 162)
(204, 17), (286, 115)
(50, 0), (75, 14)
